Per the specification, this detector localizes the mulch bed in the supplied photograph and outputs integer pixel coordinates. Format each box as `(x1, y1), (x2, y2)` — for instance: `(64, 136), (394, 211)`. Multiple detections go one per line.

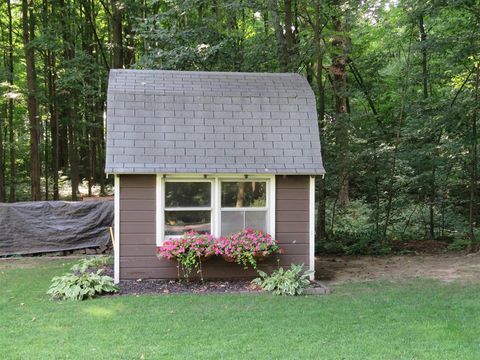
(99, 264), (330, 296)
(97, 264), (262, 295)
(118, 279), (263, 295)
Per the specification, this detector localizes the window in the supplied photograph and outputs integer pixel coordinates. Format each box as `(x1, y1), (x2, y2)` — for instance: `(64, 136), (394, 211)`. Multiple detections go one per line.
(163, 181), (212, 236)
(220, 181), (268, 236)
(157, 176), (274, 244)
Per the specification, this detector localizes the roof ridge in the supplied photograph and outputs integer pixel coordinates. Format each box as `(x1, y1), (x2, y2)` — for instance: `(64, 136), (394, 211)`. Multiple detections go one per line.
(109, 69), (306, 77)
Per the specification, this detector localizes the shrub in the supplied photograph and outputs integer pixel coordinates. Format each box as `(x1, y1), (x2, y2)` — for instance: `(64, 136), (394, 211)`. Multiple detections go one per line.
(156, 231), (219, 280)
(320, 199), (392, 255)
(47, 269), (118, 301)
(71, 255), (113, 273)
(218, 229), (282, 270)
(448, 237), (470, 251)
(252, 264), (312, 296)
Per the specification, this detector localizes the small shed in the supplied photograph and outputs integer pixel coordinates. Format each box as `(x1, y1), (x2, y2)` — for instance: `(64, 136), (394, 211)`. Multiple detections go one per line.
(106, 69), (325, 283)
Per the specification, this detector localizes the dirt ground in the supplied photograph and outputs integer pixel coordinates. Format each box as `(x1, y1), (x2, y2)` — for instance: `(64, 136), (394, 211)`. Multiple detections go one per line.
(2, 253), (479, 285)
(316, 252), (480, 284)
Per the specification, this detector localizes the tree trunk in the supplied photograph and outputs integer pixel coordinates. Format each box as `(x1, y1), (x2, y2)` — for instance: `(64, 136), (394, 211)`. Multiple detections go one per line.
(96, 100), (106, 195)
(283, 0), (294, 71)
(419, 13), (436, 239)
(330, 5), (349, 207)
(111, 0), (123, 68)
(236, 182), (245, 207)
(68, 121), (79, 200)
(0, 104), (4, 202)
(419, 14), (428, 99)
(22, 0), (41, 201)
(49, 51), (60, 200)
(7, 0), (15, 202)
(469, 63), (479, 245)
(270, 0), (297, 72)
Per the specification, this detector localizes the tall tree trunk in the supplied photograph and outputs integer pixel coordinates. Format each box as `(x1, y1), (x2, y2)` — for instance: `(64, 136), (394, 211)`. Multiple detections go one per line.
(235, 182), (245, 207)
(419, 13), (435, 239)
(42, 0), (49, 200)
(96, 100), (106, 195)
(111, 0), (123, 68)
(330, 4), (349, 207)
(7, 0), (15, 202)
(419, 14), (428, 99)
(59, 0), (80, 200)
(22, 0), (41, 201)
(68, 120), (79, 200)
(270, 0), (297, 72)
(49, 51), (60, 200)
(0, 104), (4, 202)
(283, 0), (294, 71)
(469, 63), (479, 245)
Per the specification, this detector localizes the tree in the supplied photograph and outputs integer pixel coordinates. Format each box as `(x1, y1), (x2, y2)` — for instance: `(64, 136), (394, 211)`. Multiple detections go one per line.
(22, 0), (41, 200)
(330, 1), (350, 207)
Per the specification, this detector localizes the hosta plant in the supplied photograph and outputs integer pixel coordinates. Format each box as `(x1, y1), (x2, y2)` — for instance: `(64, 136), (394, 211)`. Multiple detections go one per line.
(252, 264), (313, 296)
(156, 231), (219, 280)
(47, 269), (118, 301)
(71, 255), (113, 273)
(218, 229), (282, 270)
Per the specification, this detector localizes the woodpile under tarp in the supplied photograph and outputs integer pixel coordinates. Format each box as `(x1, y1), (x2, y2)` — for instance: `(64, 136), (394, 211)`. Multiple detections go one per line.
(0, 201), (113, 256)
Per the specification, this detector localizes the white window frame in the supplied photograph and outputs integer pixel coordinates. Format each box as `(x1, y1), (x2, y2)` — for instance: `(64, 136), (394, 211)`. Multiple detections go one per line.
(156, 174), (275, 245)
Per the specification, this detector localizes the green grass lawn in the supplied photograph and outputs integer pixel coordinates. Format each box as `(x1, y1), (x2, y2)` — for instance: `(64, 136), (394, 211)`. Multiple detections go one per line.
(1, 259), (479, 360)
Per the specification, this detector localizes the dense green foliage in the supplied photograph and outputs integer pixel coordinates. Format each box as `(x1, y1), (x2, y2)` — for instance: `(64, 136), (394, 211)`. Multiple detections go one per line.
(47, 257), (117, 300)
(1, 0), (480, 251)
(252, 264), (313, 295)
(47, 269), (118, 300)
(70, 255), (113, 273)
(2, 258), (480, 358)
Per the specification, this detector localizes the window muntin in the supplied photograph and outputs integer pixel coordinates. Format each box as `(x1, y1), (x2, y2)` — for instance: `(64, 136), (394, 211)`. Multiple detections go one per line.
(220, 181), (268, 236)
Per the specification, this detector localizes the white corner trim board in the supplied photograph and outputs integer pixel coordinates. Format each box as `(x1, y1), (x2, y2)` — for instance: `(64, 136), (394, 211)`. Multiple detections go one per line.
(155, 174), (163, 251)
(114, 175), (120, 284)
(309, 176), (315, 281)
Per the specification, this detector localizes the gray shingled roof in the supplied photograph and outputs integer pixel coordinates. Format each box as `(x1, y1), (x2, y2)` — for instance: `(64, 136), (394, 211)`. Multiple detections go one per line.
(105, 70), (324, 175)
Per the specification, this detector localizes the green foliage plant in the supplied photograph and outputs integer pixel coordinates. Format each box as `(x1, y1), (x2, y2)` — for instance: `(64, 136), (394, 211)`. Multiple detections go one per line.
(70, 255), (113, 273)
(252, 264), (313, 296)
(47, 269), (118, 301)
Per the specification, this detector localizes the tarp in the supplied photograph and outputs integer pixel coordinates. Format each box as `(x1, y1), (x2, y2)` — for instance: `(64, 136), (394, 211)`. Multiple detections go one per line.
(0, 201), (114, 256)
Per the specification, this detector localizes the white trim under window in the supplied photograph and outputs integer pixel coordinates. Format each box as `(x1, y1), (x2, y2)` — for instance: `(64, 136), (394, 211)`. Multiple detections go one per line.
(156, 174), (275, 245)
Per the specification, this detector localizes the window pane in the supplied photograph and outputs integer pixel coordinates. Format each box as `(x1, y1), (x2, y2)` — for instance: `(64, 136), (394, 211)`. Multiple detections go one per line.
(221, 181), (266, 207)
(165, 182), (211, 207)
(221, 211), (244, 236)
(165, 211), (211, 236)
(245, 211), (267, 232)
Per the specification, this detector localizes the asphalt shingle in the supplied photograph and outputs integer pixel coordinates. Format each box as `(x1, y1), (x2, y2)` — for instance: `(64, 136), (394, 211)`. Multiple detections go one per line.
(105, 69), (325, 175)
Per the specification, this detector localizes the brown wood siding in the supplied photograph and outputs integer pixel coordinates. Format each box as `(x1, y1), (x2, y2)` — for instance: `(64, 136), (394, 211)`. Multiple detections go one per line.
(119, 174), (159, 280)
(119, 174), (311, 280)
(275, 175), (310, 266)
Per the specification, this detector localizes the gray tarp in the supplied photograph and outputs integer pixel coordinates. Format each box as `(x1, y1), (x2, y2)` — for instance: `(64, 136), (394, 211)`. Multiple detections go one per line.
(0, 201), (114, 256)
